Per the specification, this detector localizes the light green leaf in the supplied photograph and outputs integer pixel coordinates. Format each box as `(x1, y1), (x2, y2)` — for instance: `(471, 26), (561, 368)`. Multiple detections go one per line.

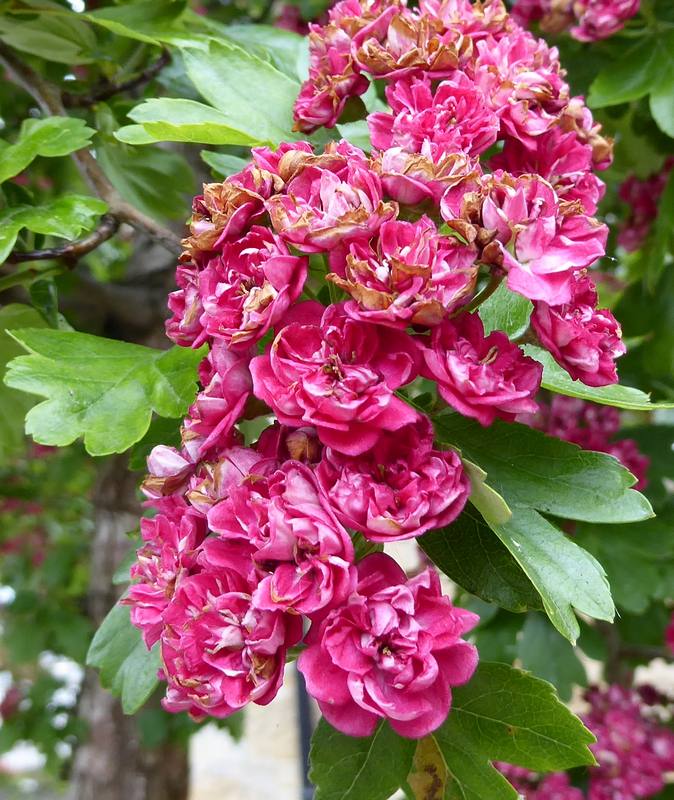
(85, 0), (186, 44)
(0, 117), (95, 184)
(336, 121), (371, 151)
(419, 505), (542, 613)
(524, 345), (674, 410)
(200, 151), (249, 178)
(310, 719), (416, 800)
(462, 458), (512, 526)
(649, 31), (674, 138)
(434, 662), (595, 777)
(0, 195), (108, 264)
(219, 23), (305, 78)
(588, 36), (659, 108)
(517, 614), (586, 701)
(181, 39), (299, 145)
(119, 98), (266, 146)
(0, 304), (47, 461)
(434, 414), (653, 524)
(4, 329), (203, 455)
(489, 506), (615, 643)
(86, 602), (159, 714)
(0, 13), (96, 64)
(479, 282), (532, 339)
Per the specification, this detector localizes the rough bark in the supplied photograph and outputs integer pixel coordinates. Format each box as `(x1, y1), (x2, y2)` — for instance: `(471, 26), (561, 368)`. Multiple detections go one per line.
(68, 455), (189, 800)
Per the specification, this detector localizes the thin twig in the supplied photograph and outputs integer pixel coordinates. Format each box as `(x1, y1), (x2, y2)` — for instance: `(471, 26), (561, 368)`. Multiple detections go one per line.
(62, 49), (170, 108)
(0, 42), (181, 255)
(4, 214), (120, 266)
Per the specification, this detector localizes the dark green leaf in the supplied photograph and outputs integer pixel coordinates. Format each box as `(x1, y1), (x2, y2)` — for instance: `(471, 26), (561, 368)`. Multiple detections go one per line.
(309, 718), (416, 800)
(524, 345), (674, 411)
(86, 602), (159, 714)
(479, 282), (532, 339)
(0, 12), (96, 64)
(0, 117), (95, 184)
(649, 31), (674, 138)
(85, 0), (186, 44)
(433, 414), (653, 524)
(420, 506), (542, 613)
(4, 329), (203, 455)
(588, 36), (659, 108)
(517, 614), (586, 701)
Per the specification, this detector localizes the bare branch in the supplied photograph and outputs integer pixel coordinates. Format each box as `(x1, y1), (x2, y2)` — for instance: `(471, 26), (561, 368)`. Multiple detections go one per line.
(63, 49), (171, 108)
(0, 41), (181, 255)
(4, 214), (120, 266)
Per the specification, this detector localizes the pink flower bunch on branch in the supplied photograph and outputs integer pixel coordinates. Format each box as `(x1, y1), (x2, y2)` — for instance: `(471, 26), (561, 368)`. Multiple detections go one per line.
(511, 0), (640, 42)
(125, 0), (630, 740)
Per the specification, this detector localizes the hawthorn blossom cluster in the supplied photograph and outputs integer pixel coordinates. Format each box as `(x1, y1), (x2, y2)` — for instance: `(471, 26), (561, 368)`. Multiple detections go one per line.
(125, 0), (629, 740)
(521, 394), (649, 488)
(618, 158), (674, 252)
(498, 684), (674, 799)
(511, 0), (640, 41)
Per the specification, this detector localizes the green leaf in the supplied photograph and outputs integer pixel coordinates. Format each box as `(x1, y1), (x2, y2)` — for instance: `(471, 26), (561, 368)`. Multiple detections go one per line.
(118, 98), (266, 146)
(620, 425), (674, 511)
(181, 39), (299, 145)
(434, 662), (595, 776)
(0, 117), (95, 184)
(86, 602), (159, 714)
(97, 143), (195, 221)
(479, 282), (532, 339)
(4, 329), (203, 455)
(0, 13), (96, 64)
(219, 23), (305, 79)
(524, 345), (674, 410)
(420, 506), (542, 613)
(462, 458), (512, 526)
(490, 506), (614, 643)
(0, 195), (107, 264)
(309, 718), (416, 800)
(200, 151), (249, 178)
(517, 614), (586, 701)
(588, 36), (660, 108)
(649, 31), (674, 138)
(336, 121), (371, 151)
(434, 414), (653, 524)
(128, 415), (182, 472)
(85, 0), (186, 44)
(0, 304), (46, 461)
(644, 170), (674, 290)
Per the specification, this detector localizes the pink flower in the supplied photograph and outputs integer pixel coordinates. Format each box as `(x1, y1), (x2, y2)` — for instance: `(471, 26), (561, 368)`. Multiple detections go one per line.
(419, 0), (510, 38)
(373, 145), (481, 206)
(531, 272), (626, 387)
(166, 264), (204, 347)
(316, 416), (470, 541)
(605, 439), (650, 491)
(161, 561), (302, 720)
(184, 446), (262, 515)
(250, 303), (420, 455)
(422, 312), (542, 425)
(618, 160), (673, 252)
(298, 553), (479, 738)
(126, 504), (207, 648)
(442, 172), (608, 305)
(572, 0), (640, 42)
(666, 613), (674, 655)
(473, 29), (569, 145)
(266, 146), (397, 252)
(496, 763), (584, 799)
(368, 74), (499, 158)
(197, 226), (307, 348)
(181, 344), (252, 462)
(328, 216), (477, 327)
(207, 460), (355, 615)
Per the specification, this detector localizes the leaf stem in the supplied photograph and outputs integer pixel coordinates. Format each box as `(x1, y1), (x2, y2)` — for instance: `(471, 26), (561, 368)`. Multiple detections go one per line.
(463, 273), (503, 314)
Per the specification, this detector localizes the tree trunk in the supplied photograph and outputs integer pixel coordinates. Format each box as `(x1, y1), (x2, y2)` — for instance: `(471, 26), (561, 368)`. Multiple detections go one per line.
(68, 455), (189, 800)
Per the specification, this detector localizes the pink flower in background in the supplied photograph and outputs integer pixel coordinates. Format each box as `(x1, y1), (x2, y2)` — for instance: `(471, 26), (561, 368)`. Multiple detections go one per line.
(531, 272), (625, 387)
(442, 172), (608, 305)
(126, 505), (207, 648)
(266, 147), (397, 252)
(666, 613), (674, 655)
(161, 565), (302, 720)
(368, 74), (499, 158)
(572, 0), (641, 42)
(250, 303), (420, 455)
(197, 226), (307, 348)
(422, 312), (542, 425)
(496, 763), (584, 799)
(299, 553), (479, 737)
(316, 416), (470, 541)
(618, 160), (673, 252)
(328, 216), (477, 327)
(207, 461), (355, 616)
